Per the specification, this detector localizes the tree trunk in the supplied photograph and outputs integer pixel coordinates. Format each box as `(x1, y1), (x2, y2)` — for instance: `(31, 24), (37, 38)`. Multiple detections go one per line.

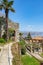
(5, 9), (9, 41)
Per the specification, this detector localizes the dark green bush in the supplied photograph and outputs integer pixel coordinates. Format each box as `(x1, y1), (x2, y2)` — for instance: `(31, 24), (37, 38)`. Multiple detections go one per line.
(0, 38), (6, 43)
(19, 39), (26, 46)
(0, 48), (1, 51)
(2, 32), (6, 40)
(19, 40), (26, 55)
(21, 46), (26, 55)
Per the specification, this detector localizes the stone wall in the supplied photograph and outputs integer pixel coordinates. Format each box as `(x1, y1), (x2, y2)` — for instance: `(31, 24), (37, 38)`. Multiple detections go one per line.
(0, 17), (19, 41)
(8, 20), (19, 42)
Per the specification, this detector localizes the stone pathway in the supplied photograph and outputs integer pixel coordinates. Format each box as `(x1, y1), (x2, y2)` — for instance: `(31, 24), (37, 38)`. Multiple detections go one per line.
(0, 46), (9, 65)
(0, 42), (14, 65)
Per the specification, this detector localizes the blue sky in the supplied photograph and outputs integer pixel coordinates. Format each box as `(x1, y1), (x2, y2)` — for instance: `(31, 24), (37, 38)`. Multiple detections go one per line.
(1, 0), (43, 32)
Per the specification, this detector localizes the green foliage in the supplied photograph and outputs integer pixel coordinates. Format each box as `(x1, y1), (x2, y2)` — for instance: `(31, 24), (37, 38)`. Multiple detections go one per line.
(8, 1), (14, 7)
(19, 39), (26, 46)
(21, 55), (40, 65)
(2, 32), (6, 40)
(21, 46), (26, 55)
(27, 32), (32, 40)
(0, 48), (1, 51)
(0, 0), (15, 12)
(8, 28), (14, 33)
(0, 0), (15, 41)
(9, 7), (15, 12)
(19, 33), (23, 36)
(19, 32), (23, 41)
(8, 28), (14, 39)
(19, 40), (26, 55)
(0, 38), (6, 44)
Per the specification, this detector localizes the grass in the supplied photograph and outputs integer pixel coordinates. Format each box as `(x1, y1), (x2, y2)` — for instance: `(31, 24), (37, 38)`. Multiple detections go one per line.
(19, 39), (26, 46)
(0, 39), (14, 46)
(0, 38), (6, 46)
(0, 42), (6, 46)
(21, 55), (40, 65)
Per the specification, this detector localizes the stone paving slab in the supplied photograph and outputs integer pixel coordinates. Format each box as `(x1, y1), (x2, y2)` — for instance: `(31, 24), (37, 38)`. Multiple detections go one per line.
(0, 46), (9, 65)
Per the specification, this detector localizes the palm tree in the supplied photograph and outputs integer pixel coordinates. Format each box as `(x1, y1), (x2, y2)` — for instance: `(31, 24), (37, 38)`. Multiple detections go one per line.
(0, 0), (15, 41)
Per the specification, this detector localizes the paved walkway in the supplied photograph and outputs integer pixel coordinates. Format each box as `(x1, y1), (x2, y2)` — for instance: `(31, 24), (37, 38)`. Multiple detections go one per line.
(0, 42), (14, 65)
(0, 45), (9, 65)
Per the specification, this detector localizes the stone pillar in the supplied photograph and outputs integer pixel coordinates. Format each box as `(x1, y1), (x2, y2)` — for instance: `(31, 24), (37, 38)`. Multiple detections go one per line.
(15, 29), (19, 42)
(30, 41), (33, 53)
(40, 47), (42, 53)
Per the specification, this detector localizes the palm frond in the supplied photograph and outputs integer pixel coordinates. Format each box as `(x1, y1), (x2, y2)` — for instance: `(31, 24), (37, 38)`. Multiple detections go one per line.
(8, 1), (14, 7)
(3, 1), (8, 6)
(3, 0), (7, 2)
(9, 7), (15, 12)
(0, 5), (3, 10)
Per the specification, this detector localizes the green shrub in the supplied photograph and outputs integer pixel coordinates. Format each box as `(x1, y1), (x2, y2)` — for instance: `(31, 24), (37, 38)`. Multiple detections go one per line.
(19, 40), (26, 55)
(2, 32), (6, 40)
(0, 38), (6, 44)
(19, 39), (26, 46)
(21, 46), (26, 55)
(0, 48), (1, 51)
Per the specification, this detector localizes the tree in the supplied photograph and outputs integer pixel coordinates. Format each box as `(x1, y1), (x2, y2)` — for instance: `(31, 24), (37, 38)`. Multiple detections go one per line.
(0, 0), (15, 41)
(27, 32), (32, 40)
(8, 28), (14, 39)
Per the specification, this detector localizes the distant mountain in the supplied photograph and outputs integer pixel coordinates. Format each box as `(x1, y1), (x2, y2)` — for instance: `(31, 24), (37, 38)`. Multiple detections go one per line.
(22, 31), (43, 38)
